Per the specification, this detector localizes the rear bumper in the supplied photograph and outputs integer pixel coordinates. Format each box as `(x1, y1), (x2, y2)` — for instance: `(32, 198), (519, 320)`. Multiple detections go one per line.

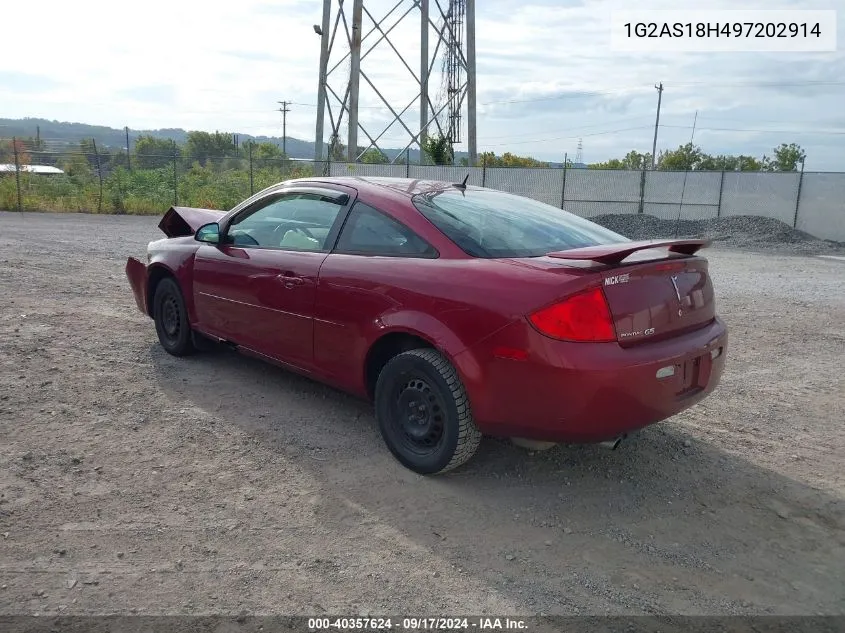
(126, 257), (149, 316)
(457, 317), (728, 443)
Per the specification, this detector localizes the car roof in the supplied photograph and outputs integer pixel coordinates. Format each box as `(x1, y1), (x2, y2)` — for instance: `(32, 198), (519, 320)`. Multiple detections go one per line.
(290, 176), (473, 198)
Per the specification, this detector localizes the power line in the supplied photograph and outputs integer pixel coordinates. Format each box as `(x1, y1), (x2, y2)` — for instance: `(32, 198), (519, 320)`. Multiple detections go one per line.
(667, 80), (845, 87)
(292, 88), (648, 109)
(476, 116), (654, 141)
(480, 88), (651, 106)
(660, 124), (845, 136)
(690, 114), (845, 126)
(482, 125), (654, 148)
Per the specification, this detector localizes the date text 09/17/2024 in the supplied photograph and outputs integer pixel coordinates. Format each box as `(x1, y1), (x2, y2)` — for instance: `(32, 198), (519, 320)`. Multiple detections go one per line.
(308, 617), (528, 630)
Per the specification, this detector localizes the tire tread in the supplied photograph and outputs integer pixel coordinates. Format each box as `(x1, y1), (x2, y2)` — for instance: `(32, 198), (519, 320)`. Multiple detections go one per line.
(386, 348), (481, 473)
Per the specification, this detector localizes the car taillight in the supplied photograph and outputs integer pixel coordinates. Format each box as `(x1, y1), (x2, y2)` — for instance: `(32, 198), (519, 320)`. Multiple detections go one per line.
(528, 287), (617, 342)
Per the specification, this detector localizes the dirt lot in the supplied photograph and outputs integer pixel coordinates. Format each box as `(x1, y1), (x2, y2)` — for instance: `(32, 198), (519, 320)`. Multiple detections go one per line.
(1, 211), (844, 616)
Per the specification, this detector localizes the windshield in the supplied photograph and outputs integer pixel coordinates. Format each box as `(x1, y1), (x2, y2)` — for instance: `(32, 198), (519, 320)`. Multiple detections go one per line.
(412, 188), (630, 258)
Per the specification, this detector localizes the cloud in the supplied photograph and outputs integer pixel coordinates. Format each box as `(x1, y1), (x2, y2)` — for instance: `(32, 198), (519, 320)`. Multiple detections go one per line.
(222, 50), (287, 63)
(0, 0), (843, 169)
(119, 85), (177, 105)
(0, 71), (62, 93)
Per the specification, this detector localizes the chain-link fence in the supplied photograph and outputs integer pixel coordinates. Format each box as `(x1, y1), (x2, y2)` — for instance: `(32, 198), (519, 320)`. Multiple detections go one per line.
(0, 137), (323, 215)
(2, 137), (844, 242)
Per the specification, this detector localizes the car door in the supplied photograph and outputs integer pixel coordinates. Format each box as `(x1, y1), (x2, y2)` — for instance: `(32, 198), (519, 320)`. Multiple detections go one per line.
(314, 201), (440, 389)
(192, 186), (353, 369)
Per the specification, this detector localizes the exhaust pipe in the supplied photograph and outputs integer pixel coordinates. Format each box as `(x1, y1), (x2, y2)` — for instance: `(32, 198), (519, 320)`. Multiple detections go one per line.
(598, 435), (624, 450)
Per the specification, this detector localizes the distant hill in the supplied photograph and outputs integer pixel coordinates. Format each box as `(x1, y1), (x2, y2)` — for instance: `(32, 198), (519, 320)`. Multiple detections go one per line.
(0, 117), (462, 163)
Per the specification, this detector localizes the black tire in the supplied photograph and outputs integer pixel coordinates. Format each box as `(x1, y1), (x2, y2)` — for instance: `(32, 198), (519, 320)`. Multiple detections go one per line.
(375, 349), (481, 474)
(153, 277), (195, 356)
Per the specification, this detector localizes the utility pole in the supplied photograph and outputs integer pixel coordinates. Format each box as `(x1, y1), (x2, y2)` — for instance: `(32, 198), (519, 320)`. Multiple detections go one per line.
(466, 0), (477, 166)
(650, 83), (663, 170)
(278, 101), (290, 157)
(348, 0), (363, 162)
(314, 0), (331, 164)
(420, 0), (429, 159)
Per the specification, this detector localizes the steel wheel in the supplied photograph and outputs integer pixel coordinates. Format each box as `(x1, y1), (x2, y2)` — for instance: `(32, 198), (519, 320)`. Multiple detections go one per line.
(153, 277), (195, 356)
(375, 348), (481, 474)
(390, 375), (447, 456)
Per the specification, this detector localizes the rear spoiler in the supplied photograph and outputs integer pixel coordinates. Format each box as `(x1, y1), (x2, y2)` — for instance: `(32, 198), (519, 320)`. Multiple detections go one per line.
(546, 239), (709, 266)
(158, 206), (226, 238)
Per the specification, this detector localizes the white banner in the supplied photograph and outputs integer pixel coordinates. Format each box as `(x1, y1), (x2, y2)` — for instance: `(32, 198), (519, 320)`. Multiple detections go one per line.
(610, 10), (837, 52)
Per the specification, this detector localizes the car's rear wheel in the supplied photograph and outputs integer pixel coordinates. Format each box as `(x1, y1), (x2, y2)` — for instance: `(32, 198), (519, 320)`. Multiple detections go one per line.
(153, 277), (195, 356)
(375, 349), (481, 474)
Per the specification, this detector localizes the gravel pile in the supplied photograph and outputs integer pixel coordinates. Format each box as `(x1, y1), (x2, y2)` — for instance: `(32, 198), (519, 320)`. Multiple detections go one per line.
(591, 214), (845, 255)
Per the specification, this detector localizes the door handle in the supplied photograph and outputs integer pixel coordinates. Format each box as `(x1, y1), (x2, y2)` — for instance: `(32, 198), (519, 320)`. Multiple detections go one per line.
(277, 273), (305, 289)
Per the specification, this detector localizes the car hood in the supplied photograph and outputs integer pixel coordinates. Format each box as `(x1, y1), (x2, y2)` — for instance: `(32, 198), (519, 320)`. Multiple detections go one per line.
(158, 206), (226, 238)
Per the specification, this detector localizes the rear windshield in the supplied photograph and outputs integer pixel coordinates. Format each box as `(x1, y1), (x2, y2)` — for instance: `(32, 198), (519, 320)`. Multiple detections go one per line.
(412, 188), (629, 258)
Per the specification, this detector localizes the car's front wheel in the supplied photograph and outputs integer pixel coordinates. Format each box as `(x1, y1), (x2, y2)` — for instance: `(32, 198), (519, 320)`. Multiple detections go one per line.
(375, 349), (481, 474)
(153, 277), (195, 356)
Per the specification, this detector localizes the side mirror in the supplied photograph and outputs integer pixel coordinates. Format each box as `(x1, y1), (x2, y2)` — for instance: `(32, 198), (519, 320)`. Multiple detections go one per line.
(195, 222), (220, 244)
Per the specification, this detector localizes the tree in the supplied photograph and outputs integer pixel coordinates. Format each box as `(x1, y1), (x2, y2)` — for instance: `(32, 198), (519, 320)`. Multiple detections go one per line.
(360, 148), (390, 164)
(588, 142), (807, 172)
(621, 150), (651, 170)
(736, 156), (764, 171)
(184, 131), (238, 164)
(421, 133), (453, 165)
(480, 151), (549, 168)
(698, 154), (763, 171)
(657, 143), (706, 171)
(243, 140), (284, 164)
(588, 150), (651, 170)
(764, 143), (806, 172)
(328, 135), (345, 162)
(134, 135), (178, 169)
(589, 158), (625, 170)
(252, 141), (284, 161)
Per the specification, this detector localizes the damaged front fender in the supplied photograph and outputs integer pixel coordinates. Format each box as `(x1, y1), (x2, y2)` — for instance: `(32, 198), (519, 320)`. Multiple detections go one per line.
(126, 257), (149, 315)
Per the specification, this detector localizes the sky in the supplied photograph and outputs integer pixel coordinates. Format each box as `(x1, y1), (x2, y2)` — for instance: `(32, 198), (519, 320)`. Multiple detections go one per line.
(1, 0), (844, 169)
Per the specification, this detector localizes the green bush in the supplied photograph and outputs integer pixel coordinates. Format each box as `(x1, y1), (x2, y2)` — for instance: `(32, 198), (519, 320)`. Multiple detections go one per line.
(2, 161), (316, 214)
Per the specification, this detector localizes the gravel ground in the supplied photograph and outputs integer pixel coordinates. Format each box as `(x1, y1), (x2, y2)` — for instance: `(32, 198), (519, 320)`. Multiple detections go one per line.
(592, 214), (845, 256)
(0, 211), (844, 617)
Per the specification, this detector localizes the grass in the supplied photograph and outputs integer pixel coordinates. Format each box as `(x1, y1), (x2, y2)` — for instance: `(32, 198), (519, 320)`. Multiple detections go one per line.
(0, 161), (316, 215)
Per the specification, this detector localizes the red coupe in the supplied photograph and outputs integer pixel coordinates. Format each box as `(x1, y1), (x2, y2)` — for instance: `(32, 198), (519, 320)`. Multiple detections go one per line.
(126, 176), (727, 474)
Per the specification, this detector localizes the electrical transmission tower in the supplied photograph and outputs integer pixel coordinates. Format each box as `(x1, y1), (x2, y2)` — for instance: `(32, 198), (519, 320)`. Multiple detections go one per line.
(440, 0), (465, 146)
(575, 138), (583, 165)
(313, 0), (477, 166)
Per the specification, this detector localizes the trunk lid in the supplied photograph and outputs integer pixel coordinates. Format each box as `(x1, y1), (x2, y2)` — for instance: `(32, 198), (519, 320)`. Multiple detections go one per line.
(601, 257), (715, 346)
(547, 240), (715, 346)
(158, 206), (226, 238)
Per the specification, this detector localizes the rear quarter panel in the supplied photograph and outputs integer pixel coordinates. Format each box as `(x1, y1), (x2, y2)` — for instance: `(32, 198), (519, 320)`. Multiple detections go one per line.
(313, 254), (585, 396)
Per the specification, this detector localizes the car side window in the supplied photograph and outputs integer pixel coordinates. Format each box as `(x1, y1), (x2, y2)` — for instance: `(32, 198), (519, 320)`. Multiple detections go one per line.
(335, 202), (437, 257)
(226, 192), (345, 251)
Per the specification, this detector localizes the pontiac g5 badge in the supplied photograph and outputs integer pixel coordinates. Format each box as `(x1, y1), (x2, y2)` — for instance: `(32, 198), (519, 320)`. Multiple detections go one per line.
(670, 275), (682, 302)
